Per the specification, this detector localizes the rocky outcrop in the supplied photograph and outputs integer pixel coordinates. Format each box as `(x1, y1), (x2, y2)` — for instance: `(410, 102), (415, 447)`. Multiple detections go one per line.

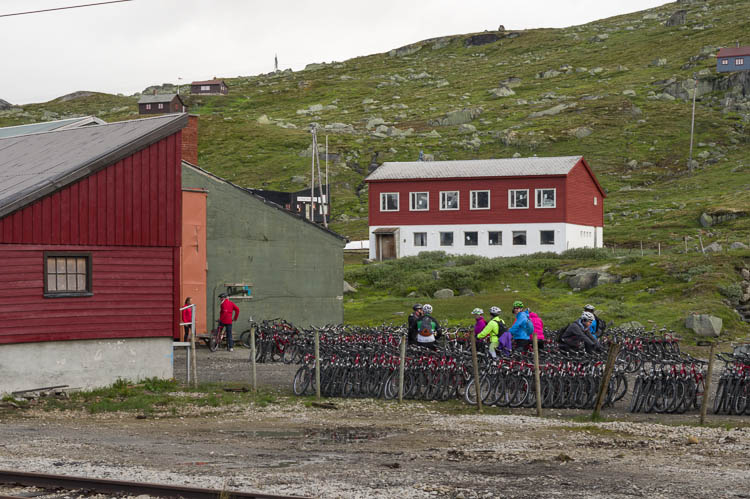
(685, 314), (722, 337)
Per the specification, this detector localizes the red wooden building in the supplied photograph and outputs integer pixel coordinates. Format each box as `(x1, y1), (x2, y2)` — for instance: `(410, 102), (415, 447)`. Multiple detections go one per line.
(0, 113), (188, 393)
(365, 156), (605, 260)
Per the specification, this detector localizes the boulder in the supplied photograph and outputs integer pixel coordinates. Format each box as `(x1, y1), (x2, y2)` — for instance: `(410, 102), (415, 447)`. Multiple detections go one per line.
(686, 314), (722, 337)
(704, 242), (722, 253)
(666, 10), (687, 26)
(343, 281), (356, 294)
(433, 288), (455, 299)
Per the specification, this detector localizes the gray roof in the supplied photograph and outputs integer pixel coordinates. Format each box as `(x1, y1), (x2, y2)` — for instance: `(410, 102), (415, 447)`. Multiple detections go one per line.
(365, 156), (583, 181)
(0, 113), (188, 218)
(137, 93), (183, 104)
(0, 116), (106, 139)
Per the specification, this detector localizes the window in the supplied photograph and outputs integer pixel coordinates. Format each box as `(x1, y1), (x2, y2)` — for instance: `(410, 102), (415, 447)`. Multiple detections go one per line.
(44, 252), (92, 297)
(512, 231), (527, 245)
(440, 232), (454, 246)
(535, 188), (556, 208)
(540, 230), (555, 245)
(158, 103), (164, 109)
(470, 190), (490, 210)
(736, 58), (745, 66)
(414, 232), (427, 247)
(440, 191), (459, 210)
(380, 192), (399, 211)
(509, 189), (528, 209)
(145, 104), (151, 110)
(464, 231), (478, 246)
(489, 231), (502, 246)
(201, 85), (211, 91)
(410, 192), (429, 211)
(722, 59), (729, 65)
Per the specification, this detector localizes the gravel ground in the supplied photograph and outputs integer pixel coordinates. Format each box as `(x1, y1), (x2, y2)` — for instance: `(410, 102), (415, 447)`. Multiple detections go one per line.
(1, 345), (749, 499)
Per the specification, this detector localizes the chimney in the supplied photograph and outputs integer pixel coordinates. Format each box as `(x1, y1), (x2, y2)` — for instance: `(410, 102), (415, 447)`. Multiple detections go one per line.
(182, 115), (199, 165)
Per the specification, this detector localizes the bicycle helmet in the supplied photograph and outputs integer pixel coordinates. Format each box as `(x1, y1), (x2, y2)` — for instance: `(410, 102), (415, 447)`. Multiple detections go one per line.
(584, 304), (595, 312)
(512, 300), (524, 309)
(218, 293), (228, 299)
(422, 304), (433, 315)
(581, 311), (595, 322)
(413, 303), (423, 311)
(489, 306), (501, 315)
(471, 308), (483, 315)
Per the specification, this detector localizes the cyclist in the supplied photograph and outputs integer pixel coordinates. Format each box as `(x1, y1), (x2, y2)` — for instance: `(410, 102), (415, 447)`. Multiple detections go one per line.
(407, 304), (423, 346)
(583, 304), (607, 339)
(218, 292), (240, 352)
(507, 300), (531, 351)
(560, 311), (602, 353)
(416, 304), (442, 350)
(477, 306), (507, 358)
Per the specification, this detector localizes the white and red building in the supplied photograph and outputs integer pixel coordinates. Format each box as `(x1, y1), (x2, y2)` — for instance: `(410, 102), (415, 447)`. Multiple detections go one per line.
(365, 156), (605, 260)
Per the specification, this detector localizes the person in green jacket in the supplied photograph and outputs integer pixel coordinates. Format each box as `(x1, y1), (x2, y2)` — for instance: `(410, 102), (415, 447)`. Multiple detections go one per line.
(477, 306), (506, 359)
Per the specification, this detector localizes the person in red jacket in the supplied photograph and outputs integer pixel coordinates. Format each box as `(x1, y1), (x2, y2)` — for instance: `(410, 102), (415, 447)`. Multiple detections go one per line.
(218, 293), (240, 352)
(181, 297), (193, 341)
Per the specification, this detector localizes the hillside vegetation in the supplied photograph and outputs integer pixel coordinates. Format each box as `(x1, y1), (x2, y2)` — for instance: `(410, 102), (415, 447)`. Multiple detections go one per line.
(1, 0), (749, 336)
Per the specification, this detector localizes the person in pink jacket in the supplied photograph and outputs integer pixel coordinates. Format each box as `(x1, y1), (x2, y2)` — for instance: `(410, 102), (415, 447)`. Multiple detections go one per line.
(528, 311), (545, 350)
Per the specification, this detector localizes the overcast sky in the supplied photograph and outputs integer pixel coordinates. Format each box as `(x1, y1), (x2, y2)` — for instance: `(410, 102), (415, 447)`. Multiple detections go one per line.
(1, 0), (668, 104)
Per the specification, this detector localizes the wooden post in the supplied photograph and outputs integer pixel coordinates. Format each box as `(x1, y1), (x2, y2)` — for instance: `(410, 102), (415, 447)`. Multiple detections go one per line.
(532, 331), (543, 417)
(314, 328), (321, 400)
(250, 323), (257, 393)
(700, 342), (716, 425)
(470, 332), (482, 413)
(190, 305), (198, 388)
(592, 343), (621, 419)
(398, 332), (406, 403)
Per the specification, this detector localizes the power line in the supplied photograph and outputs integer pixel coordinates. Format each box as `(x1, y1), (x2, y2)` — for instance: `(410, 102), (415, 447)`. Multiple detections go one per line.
(0, 0), (133, 18)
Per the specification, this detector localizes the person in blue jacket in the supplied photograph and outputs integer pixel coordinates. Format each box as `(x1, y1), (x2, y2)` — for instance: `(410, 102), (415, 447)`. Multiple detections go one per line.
(508, 300), (531, 351)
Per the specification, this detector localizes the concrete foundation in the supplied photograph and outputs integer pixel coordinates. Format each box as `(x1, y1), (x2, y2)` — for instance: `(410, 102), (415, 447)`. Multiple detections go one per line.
(0, 337), (174, 395)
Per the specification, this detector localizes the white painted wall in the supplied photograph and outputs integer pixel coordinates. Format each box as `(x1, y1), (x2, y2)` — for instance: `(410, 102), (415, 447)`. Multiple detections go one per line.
(0, 337), (174, 395)
(369, 222), (603, 259)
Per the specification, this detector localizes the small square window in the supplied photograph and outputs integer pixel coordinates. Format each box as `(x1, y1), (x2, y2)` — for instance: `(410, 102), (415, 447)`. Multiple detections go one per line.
(414, 232), (427, 246)
(489, 231), (502, 246)
(44, 252), (92, 297)
(470, 190), (490, 210)
(440, 191), (459, 210)
(512, 231), (527, 246)
(509, 189), (528, 209)
(380, 192), (399, 211)
(440, 232), (454, 246)
(464, 232), (478, 246)
(410, 192), (429, 211)
(535, 188), (556, 208)
(540, 230), (555, 245)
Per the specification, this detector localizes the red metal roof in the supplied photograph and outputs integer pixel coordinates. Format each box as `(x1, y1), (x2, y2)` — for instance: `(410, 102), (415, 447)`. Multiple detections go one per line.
(717, 46), (750, 58)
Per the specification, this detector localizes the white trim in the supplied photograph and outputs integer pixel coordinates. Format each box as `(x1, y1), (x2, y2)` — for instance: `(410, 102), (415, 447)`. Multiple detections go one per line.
(508, 189), (529, 209)
(380, 192), (399, 212)
(410, 191), (429, 211)
(440, 190), (459, 210)
(470, 190), (490, 210)
(535, 188), (556, 209)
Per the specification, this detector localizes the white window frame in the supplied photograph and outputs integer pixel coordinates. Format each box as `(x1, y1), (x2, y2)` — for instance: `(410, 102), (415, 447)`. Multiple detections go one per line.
(540, 230), (555, 245)
(380, 192), (399, 212)
(470, 190), (490, 210)
(535, 188), (556, 209)
(410, 192), (429, 211)
(414, 232), (427, 247)
(508, 189), (529, 209)
(440, 191), (459, 211)
(736, 58), (745, 66)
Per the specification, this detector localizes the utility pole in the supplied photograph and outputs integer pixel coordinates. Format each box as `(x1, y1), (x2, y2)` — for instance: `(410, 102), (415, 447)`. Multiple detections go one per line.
(688, 73), (698, 174)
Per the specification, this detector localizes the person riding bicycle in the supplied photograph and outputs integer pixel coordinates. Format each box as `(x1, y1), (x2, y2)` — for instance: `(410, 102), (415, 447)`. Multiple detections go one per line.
(407, 303), (424, 346)
(560, 311), (602, 354)
(507, 300), (531, 351)
(583, 304), (607, 339)
(416, 304), (442, 350)
(218, 292), (240, 352)
(477, 306), (507, 359)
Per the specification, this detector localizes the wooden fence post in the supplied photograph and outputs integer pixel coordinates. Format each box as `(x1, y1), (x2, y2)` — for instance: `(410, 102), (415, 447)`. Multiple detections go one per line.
(700, 342), (716, 425)
(470, 332), (482, 413)
(592, 343), (621, 419)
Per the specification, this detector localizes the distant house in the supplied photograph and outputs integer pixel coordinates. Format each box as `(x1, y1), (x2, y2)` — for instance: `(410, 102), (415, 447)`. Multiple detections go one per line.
(137, 93), (186, 115)
(190, 78), (229, 95)
(365, 156), (605, 260)
(0, 116), (105, 139)
(717, 46), (750, 73)
(248, 185), (330, 225)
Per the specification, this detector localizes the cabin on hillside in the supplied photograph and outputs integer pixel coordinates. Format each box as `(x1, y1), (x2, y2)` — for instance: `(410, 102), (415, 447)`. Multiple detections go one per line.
(138, 93), (186, 115)
(364, 156), (605, 261)
(0, 114), (188, 394)
(717, 46), (750, 73)
(190, 78), (229, 95)
(0, 116), (106, 139)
